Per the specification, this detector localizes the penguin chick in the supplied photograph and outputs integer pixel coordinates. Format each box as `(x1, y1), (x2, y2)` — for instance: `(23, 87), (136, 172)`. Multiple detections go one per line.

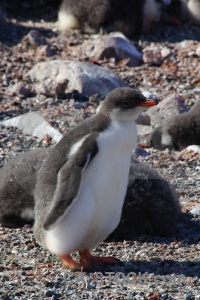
(0, 147), (52, 228)
(180, 0), (200, 24)
(58, 0), (163, 36)
(147, 101), (200, 150)
(33, 87), (157, 270)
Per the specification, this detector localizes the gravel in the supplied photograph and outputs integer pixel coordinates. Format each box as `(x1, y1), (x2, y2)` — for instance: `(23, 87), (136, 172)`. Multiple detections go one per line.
(1, 222), (200, 299)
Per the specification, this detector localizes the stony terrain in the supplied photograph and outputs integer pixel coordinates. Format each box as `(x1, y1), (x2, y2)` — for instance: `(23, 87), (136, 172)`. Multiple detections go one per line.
(0, 3), (200, 300)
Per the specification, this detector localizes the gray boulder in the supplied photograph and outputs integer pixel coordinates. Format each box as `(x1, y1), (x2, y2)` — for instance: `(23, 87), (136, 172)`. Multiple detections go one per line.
(28, 60), (126, 98)
(1, 112), (63, 143)
(147, 94), (189, 128)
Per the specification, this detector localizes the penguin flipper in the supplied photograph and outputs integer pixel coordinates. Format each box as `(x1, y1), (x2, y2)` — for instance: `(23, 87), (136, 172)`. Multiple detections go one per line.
(43, 134), (98, 230)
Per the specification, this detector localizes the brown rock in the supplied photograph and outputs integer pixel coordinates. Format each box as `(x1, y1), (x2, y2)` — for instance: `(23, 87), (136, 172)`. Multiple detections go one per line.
(136, 112), (151, 126)
(85, 33), (143, 67)
(143, 48), (163, 66)
(22, 30), (48, 47)
(37, 45), (57, 57)
(7, 82), (30, 97)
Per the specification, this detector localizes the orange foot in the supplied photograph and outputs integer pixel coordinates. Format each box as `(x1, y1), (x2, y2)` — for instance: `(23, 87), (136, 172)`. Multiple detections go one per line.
(59, 249), (118, 270)
(79, 249), (118, 268)
(59, 254), (81, 270)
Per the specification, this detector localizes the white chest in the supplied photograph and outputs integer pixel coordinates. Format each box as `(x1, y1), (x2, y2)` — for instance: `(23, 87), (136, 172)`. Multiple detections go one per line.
(80, 122), (136, 238)
(84, 121), (137, 205)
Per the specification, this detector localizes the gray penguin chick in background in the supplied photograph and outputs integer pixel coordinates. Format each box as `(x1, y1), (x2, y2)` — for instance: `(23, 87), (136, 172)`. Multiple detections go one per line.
(180, 0), (200, 24)
(147, 101), (200, 150)
(162, 0), (200, 24)
(58, 0), (164, 36)
(0, 147), (53, 228)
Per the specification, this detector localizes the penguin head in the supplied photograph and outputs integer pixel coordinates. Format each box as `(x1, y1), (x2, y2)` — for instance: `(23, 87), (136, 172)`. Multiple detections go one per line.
(99, 87), (158, 122)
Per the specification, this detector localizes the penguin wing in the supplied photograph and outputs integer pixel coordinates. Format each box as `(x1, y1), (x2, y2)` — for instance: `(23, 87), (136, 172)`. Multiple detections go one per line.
(43, 133), (99, 230)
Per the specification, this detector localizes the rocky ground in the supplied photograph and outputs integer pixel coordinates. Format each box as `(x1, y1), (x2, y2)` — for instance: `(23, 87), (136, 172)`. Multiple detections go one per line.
(0, 4), (200, 300)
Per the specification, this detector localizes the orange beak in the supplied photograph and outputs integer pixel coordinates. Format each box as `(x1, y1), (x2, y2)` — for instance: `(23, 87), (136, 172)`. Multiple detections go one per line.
(137, 99), (158, 107)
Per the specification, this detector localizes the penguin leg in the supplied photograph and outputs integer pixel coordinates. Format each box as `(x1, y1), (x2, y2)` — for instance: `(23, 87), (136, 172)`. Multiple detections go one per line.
(59, 254), (81, 270)
(79, 249), (117, 268)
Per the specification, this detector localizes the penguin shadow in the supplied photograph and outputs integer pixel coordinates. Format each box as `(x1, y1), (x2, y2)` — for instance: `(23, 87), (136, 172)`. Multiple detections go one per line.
(0, 1), (58, 46)
(1, 0), (59, 23)
(0, 21), (57, 47)
(80, 219), (200, 279)
(2, 0), (200, 46)
(138, 21), (200, 43)
(79, 214), (200, 276)
(81, 258), (200, 280)
(143, 0), (200, 43)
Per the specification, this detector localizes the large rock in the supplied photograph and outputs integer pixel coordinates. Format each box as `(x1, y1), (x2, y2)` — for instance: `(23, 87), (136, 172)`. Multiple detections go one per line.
(22, 30), (48, 47)
(28, 60), (127, 98)
(7, 82), (30, 97)
(0, 147), (186, 238)
(190, 205), (200, 217)
(1, 112), (63, 143)
(84, 33), (143, 67)
(147, 94), (189, 128)
(107, 158), (183, 241)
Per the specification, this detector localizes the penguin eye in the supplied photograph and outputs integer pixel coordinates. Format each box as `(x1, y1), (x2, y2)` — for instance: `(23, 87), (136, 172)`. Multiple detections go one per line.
(122, 100), (131, 108)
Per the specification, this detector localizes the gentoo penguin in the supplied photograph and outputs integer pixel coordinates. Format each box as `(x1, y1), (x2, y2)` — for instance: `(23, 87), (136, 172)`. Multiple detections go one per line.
(33, 87), (157, 269)
(147, 101), (200, 150)
(58, 0), (163, 36)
